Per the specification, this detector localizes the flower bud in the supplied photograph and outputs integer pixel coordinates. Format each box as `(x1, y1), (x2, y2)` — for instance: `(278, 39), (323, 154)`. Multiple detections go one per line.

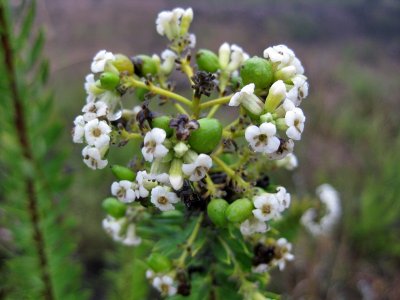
(111, 165), (136, 181)
(218, 43), (231, 70)
(169, 158), (184, 190)
(173, 142), (189, 158)
(152, 116), (173, 137)
(259, 112), (274, 124)
(132, 55), (158, 77)
(183, 150), (198, 163)
(180, 8), (193, 35)
(112, 54), (134, 75)
(207, 199), (229, 227)
(104, 60), (120, 75)
(196, 49), (220, 73)
(275, 65), (296, 81)
(225, 198), (253, 223)
(147, 253), (172, 273)
(265, 80), (287, 112)
(102, 197), (126, 219)
(240, 56), (273, 91)
(100, 72), (120, 90)
(188, 118), (223, 154)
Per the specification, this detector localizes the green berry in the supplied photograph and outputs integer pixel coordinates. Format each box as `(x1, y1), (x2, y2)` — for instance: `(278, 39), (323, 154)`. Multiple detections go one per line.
(196, 49), (220, 73)
(113, 54), (134, 75)
(135, 87), (149, 101)
(111, 165), (136, 181)
(102, 197), (126, 219)
(100, 72), (120, 90)
(152, 116), (173, 137)
(133, 54), (158, 77)
(207, 198), (229, 227)
(147, 253), (172, 273)
(240, 56), (273, 90)
(225, 198), (253, 223)
(188, 118), (223, 154)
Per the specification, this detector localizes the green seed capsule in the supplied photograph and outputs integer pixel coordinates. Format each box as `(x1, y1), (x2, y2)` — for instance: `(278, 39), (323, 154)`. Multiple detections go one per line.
(133, 54), (158, 77)
(135, 87), (149, 101)
(196, 49), (220, 73)
(188, 118), (223, 154)
(113, 54), (134, 75)
(152, 116), (173, 137)
(147, 253), (172, 273)
(102, 197), (126, 219)
(225, 198), (253, 223)
(240, 56), (273, 91)
(207, 198), (229, 227)
(111, 165), (136, 181)
(100, 72), (120, 90)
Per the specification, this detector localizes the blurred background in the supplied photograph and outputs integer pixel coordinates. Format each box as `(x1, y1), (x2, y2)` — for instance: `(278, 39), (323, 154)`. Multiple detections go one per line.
(31, 0), (400, 298)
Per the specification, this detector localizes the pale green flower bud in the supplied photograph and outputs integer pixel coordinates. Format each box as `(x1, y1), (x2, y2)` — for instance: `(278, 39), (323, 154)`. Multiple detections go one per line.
(180, 8), (193, 35)
(265, 80), (287, 112)
(173, 142), (189, 158)
(218, 43), (231, 70)
(169, 159), (183, 190)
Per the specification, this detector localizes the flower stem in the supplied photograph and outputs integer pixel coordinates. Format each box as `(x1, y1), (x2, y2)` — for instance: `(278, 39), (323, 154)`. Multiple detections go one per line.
(126, 77), (192, 107)
(212, 155), (251, 191)
(199, 95), (233, 109)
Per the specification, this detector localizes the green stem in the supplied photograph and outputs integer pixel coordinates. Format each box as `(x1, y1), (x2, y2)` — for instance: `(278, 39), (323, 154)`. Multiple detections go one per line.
(207, 104), (221, 118)
(212, 155), (251, 191)
(176, 213), (203, 268)
(126, 77), (192, 107)
(200, 95), (233, 109)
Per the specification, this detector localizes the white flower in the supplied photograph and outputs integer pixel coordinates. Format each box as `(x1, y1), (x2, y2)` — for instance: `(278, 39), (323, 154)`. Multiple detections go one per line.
(152, 275), (177, 297)
(287, 75), (309, 106)
(146, 270), (154, 279)
(122, 224), (141, 246)
(151, 186), (180, 211)
(182, 154), (212, 181)
(252, 193), (280, 221)
(160, 49), (177, 75)
(263, 45), (294, 66)
(84, 74), (98, 103)
(188, 33), (196, 48)
(266, 139), (294, 160)
(142, 128), (169, 162)
(229, 83), (264, 115)
(218, 43), (248, 72)
(82, 146), (108, 170)
(276, 153), (298, 170)
(156, 8), (185, 40)
(111, 180), (137, 203)
(245, 122), (280, 154)
(275, 186), (291, 212)
(252, 263), (269, 274)
(91, 50), (115, 73)
(275, 238), (294, 271)
(82, 101), (109, 122)
(84, 119), (111, 149)
(72, 115), (85, 143)
(285, 107), (306, 140)
(240, 217), (268, 236)
(102, 216), (124, 242)
(302, 184), (341, 236)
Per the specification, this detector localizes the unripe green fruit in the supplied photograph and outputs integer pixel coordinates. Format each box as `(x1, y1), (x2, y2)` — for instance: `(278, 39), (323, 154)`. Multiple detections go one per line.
(225, 198), (253, 223)
(152, 116), (173, 137)
(133, 55), (158, 77)
(113, 54), (134, 75)
(147, 253), (172, 273)
(188, 118), (223, 154)
(196, 49), (220, 73)
(135, 87), (149, 101)
(102, 197), (126, 219)
(240, 56), (273, 90)
(207, 199), (229, 227)
(100, 72), (120, 90)
(111, 165), (136, 181)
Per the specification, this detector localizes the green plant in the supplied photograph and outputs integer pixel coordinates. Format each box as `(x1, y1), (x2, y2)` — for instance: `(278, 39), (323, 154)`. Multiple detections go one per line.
(0, 1), (87, 298)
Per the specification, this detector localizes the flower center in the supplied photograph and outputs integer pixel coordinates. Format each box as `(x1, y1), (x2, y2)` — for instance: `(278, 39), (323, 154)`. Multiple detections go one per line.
(92, 127), (102, 137)
(145, 141), (157, 153)
(262, 204), (271, 214)
(158, 196), (168, 205)
(255, 134), (267, 147)
(117, 188), (126, 198)
(161, 283), (170, 294)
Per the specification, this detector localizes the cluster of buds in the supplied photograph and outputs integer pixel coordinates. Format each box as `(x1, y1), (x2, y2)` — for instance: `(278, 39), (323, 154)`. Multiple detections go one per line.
(72, 7), (312, 299)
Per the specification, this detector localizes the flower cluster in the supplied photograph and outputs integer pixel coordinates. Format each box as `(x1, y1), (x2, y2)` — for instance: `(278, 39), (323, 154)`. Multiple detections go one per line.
(71, 7), (314, 299)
